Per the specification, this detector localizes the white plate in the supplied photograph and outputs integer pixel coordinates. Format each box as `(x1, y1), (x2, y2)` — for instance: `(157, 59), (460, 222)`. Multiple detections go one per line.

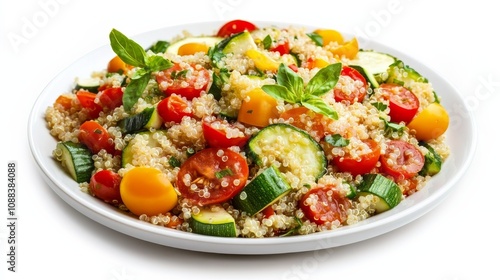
(28, 21), (476, 255)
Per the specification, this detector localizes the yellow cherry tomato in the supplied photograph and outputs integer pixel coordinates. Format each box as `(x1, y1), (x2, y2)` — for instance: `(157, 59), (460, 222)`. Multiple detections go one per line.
(107, 55), (132, 74)
(178, 42), (210, 56)
(407, 103), (450, 141)
(329, 37), (359, 59)
(120, 167), (178, 216)
(313, 29), (344, 46)
(238, 88), (279, 127)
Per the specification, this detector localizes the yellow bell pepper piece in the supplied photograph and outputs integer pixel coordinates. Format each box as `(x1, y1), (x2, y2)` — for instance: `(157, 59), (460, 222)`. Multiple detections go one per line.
(329, 37), (359, 59)
(238, 88), (280, 127)
(313, 29), (344, 46)
(246, 49), (280, 72)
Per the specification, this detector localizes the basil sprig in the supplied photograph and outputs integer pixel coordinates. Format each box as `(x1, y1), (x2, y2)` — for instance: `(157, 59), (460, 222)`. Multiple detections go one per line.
(109, 29), (173, 111)
(262, 63), (341, 119)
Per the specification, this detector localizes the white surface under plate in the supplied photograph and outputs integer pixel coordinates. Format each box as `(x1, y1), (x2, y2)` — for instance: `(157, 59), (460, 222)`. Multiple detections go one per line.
(28, 21), (476, 255)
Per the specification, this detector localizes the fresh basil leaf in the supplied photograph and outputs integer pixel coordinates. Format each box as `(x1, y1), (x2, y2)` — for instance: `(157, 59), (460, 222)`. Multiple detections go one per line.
(123, 74), (150, 112)
(208, 45), (225, 68)
(276, 63), (304, 98)
(132, 68), (149, 80)
(302, 96), (338, 119)
(145, 55), (173, 72)
(324, 134), (350, 147)
(307, 32), (323, 46)
(304, 63), (342, 97)
(263, 35), (272, 50)
(147, 40), (169, 54)
(208, 68), (229, 100)
(109, 29), (147, 68)
(380, 117), (404, 136)
(371, 102), (387, 111)
(261, 84), (297, 104)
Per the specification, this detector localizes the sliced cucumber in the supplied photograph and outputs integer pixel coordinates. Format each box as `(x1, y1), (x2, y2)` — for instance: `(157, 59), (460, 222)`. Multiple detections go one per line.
(190, 207), (237, 237)
(121, 130), (167, 167)
(349, 65), (379, 89)
(232, 166), (292, 216)
(343, 181), (357, 199)
(247, 123), (327, 180)
(118, 104), (162, 134)
(386, 59), (428, 86)
(166, 36), (223, 55)
(358, 174), (402, 213)
(221, 31), (257, 55)
(74, 77), (100, 93)
(56, 141), (94, 183)
(419, 141), (442, 176)
(350, 50), (396, 84)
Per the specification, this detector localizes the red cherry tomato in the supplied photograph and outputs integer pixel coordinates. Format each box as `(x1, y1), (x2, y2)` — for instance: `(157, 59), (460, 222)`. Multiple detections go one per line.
(98, 87), (124, 112)
(89, 170), (122, 205)
(76, 90), (102, 119)
(156, 63), (211, 100)
(333, 66), (367, 104)
(217, 19), (257, 37)
(279, 106), (327, 141)
(299, 185), (351, 225)
(380, 140), (424, 180)
(176, 148), (249, 206)
(379, 83), (420, 123)
(157, 94), (194, 123)
(202, 119), (249, 148)
(78, 121), (116, 155)
(270, 41), (290, 56)
(333, 139), (381, 176)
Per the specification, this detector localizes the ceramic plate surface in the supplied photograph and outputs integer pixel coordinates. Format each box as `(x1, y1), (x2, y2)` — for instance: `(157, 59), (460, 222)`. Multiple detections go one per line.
(28, 21), (476, 255)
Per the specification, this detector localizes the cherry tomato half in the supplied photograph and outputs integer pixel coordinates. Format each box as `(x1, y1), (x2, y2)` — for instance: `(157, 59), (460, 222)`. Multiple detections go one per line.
(76, 90), (102, 119)
(333, 66), (367, 104)
(78, 121), (116, 155)
(202, 119), (249, 148)
(333, 139), (381, 176)
(380, 140), (424, 180)
(279, 106), (327, 141)
(157, 94), (194, 124)
(270, 41), (290, 56)
(176, 148), (249, 206)
(120, 167), (178, 216)
(89, 170), (122, 205)
(300, 185), (351, 225)
(98, 87), (124, 112)
(379, 83), (419, 123)
(156, 63), (211, 100)
(217, 19), (257, 37)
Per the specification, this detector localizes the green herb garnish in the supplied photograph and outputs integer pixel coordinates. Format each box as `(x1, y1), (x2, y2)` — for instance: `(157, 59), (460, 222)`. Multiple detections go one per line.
(380, 117), (404, 136)
(307, 32), (323, 46)
(371, 102), (387, 111)
(324, 134), (350, 147)
(262, 63), (341, 119)
(147, 40), (170, 54)
(215, 168), (234, 179)
(109, 29), (173, 112)
(263, 35), (272, 50)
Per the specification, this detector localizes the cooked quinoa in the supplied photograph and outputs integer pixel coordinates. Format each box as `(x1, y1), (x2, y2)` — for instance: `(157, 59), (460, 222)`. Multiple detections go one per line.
(46, 22), (450, 238)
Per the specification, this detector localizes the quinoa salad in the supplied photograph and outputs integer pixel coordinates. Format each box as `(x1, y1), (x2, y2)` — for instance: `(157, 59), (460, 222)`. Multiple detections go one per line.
(45, 20), (450, 238)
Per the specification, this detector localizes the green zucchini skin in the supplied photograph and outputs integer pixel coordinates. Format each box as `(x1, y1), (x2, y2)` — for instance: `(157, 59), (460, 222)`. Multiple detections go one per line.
(56, 141), (94, 183)
(357, 174), (402, 213)
(119, 105), (161, 134)
(232, 166), (291, 216)
(247, 123), (327, 181)
(190, 207), (237, 237)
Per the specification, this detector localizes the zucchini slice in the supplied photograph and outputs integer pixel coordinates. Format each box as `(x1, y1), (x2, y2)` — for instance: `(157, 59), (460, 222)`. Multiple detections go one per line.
(247, 123), (327, 180)
(166, 36), (223, 55)
(386, 59), (428, 86)
(232, 166), (291, 216)
(56, 141), (94, 183)
(358, 174), (402, 213)
(248, 123), (327, 179)
(121, 130), (167, 167)
(419, 141), (442, 176)
(221, 31), (257, 55)
(350, 50), (396, 84)
(190, 207), (237, 237)
(118, 104), (162, 134)
(74, 77), (100, 93)
(349, 65), (379, 89)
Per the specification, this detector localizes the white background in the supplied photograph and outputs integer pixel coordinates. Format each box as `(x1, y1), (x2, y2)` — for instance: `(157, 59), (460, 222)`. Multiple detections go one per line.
(1, 0), (499, 279)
